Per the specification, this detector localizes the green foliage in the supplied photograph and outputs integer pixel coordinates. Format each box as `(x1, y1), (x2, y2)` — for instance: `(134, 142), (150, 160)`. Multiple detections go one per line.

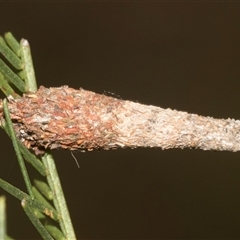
(0, 32), (76, 240)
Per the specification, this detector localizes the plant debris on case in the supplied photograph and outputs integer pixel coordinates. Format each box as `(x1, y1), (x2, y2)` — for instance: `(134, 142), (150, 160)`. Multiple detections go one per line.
(1, 85), (240, 155)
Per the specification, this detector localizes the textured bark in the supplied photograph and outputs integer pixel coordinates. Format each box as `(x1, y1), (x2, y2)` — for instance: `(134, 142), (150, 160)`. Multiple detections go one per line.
(1, 85), (240, 154)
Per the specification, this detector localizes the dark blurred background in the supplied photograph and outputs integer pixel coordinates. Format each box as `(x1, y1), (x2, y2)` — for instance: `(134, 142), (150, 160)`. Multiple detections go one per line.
(1, 3), (240, 239)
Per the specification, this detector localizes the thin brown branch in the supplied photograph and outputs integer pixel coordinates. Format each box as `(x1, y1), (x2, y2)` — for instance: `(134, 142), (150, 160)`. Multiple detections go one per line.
(1, 86), (240, 154)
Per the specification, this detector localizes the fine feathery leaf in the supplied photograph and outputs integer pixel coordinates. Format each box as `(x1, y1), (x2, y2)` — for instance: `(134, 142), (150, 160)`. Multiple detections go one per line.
(0, 32), (76, 239)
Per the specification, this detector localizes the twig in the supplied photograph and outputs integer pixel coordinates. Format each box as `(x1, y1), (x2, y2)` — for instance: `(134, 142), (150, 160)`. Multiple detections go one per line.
(1, 85), (240, 154)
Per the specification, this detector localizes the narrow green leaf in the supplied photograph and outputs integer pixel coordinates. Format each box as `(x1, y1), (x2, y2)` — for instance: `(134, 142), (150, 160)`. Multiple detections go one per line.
(42, 153), (76, 239)
(0, 178), (60, 221)
(20, 39), (37, 92)
(0, 196), (6, 240)
(4, 32), (21, 57)
(18, 69), (26, 79)
(0, 38), (23, 70)
(2, 124), (47, 177)
(0, 37), (6, 46)
(22, 200), (54, 240)
(3, 99), (33, 197)
(18, 141), (47, 177)
(0, 72), (20, 98)
(32, 185), (54, 209)
(0, 59), (25, 92)
(32, 186), (53, 219)
(34, 179), (54, 201)
(45, 225), (65, 240)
